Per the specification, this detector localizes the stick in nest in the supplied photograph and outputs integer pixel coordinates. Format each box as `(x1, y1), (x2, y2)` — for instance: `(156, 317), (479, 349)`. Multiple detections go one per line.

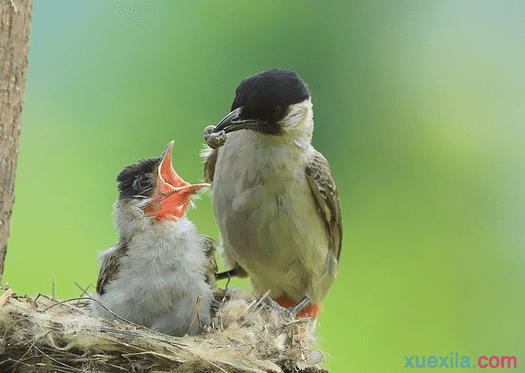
(186, 295), (202, 334)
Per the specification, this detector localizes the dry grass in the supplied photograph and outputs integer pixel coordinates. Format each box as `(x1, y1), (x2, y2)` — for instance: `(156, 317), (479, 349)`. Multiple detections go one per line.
(0, 285), (327, 373)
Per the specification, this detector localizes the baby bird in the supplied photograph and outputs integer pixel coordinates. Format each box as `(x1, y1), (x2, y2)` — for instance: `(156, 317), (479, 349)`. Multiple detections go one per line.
(91, 141), (215, 336)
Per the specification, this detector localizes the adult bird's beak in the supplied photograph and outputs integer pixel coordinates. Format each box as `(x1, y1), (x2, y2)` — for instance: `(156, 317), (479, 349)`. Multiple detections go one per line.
(145, 141), (209, 220)
(212, 107), (262, 134)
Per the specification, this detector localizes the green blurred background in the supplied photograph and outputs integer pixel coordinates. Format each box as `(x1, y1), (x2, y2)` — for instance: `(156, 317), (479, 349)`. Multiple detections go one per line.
(4, 1), (525, 371)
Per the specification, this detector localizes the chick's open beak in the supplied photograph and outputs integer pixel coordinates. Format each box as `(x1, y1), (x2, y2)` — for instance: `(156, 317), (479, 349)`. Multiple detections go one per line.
(146, 141), (209, 220)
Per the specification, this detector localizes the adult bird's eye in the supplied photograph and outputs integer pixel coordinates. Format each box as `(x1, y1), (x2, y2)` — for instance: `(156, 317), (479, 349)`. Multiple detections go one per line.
(269, 106), (281, 119)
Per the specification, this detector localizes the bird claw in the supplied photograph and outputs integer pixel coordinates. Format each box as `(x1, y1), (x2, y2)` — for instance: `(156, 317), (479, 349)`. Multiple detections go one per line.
(260, 294), (297, 319)
(265, 295), (313, 318)
(210, 299), (222, 316)
(286, 304), (303, 318)
(204, 125), (227, 149)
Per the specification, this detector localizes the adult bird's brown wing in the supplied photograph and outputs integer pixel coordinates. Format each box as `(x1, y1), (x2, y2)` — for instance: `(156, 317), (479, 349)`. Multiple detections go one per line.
(305, 150), (343, 279)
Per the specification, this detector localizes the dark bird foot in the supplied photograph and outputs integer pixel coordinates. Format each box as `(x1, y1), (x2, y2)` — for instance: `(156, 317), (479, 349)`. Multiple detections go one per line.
(216, 267), (248, 280)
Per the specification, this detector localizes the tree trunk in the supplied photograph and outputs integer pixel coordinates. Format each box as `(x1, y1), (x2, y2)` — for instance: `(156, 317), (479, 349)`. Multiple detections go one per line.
(0, 0), (32, 282)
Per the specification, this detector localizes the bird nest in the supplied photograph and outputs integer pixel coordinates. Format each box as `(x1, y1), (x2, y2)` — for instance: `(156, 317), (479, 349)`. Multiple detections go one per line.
(0, 285), (327, 373)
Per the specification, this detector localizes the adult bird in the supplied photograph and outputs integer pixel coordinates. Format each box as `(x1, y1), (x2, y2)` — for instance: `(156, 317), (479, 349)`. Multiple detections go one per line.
(203, 69), (342, 317)
(91, 141), (215, 336)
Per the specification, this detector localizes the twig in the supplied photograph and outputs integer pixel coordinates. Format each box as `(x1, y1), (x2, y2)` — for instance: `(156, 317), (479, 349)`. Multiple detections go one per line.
(109, 337), (183, 362)
(0, 288), (13, 305)
(210, 361), (228, 373)
(97, 325), (188, 349)
(74, 281), (94, 298)
(98, 323), (189, 349)
(186, 295), (202, 333)
(74, 282), (96, 307)
(2, 318), (23, 341)
(42, 296), (139, 327)
(247, 289), (272, 312)
(0, 358), (32, 368)
(25, 338), (83, 372)
(15, 331), (51, 365)
(121, 350), (183, 362)
(101, 362), (129, 371)
(284, 319), (310, 326)
(34, 292), (57, 303)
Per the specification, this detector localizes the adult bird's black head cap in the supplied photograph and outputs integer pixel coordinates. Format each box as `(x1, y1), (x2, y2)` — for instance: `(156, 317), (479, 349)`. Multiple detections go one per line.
(117, 157), (160, 199)
(213, 69), (310, 135)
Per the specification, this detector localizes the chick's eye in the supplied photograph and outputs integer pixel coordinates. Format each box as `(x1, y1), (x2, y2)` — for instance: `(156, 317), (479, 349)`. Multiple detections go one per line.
(133, 176), (152, 191)
(139, 177), (152, 188)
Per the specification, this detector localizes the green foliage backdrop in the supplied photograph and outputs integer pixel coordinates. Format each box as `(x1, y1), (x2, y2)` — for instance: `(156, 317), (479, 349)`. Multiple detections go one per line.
(5, 1), (525, 371)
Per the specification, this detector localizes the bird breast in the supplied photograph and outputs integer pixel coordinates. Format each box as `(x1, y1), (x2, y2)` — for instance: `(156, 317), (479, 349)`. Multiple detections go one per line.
(212, 131), (330, 302)
(93, 217), (213, 335)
